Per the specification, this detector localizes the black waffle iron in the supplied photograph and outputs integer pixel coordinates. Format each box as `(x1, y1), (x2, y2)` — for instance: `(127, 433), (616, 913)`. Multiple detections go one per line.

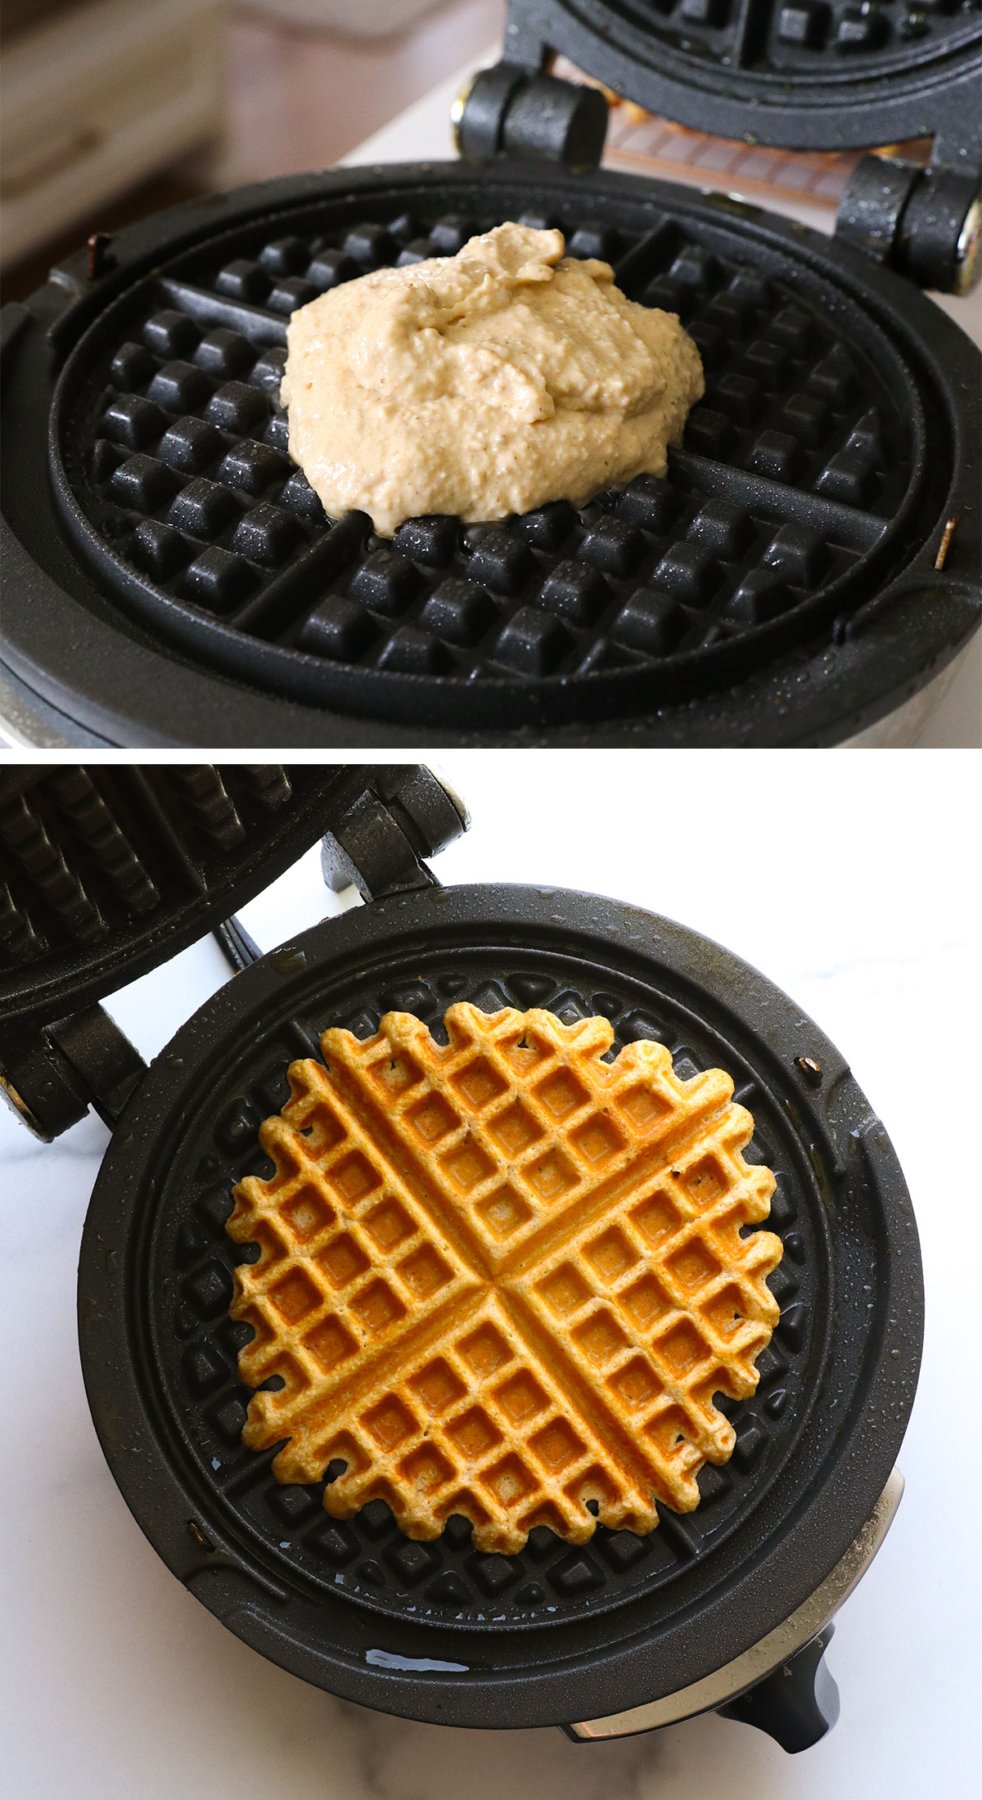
(0, 763), (924, 1748)
(1, 1), (981, 747)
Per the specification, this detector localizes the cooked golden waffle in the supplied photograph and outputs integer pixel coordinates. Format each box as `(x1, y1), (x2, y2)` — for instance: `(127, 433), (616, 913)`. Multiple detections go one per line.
(227, 1005), (782, 1555)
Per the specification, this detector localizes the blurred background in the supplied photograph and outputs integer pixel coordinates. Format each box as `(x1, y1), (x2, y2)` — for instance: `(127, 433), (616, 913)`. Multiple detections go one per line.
(1, 0), (503, 303)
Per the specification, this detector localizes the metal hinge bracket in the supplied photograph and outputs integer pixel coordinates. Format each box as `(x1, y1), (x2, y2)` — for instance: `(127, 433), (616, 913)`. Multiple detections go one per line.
(453, 59), (607, 170)
(835, 150), (980, 297)
(212, 766), (470, 977)
(319, 765), (469, 903)
(1, 1003), (146, 1141)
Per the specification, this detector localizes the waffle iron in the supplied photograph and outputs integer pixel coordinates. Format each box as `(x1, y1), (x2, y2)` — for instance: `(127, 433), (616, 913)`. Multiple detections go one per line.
(1, 2), (980, 747)
(0, 763), (925, 1748)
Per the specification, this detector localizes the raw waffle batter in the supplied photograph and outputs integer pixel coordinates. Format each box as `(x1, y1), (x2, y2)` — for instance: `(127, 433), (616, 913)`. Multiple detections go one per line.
(281, 222), (704, 536)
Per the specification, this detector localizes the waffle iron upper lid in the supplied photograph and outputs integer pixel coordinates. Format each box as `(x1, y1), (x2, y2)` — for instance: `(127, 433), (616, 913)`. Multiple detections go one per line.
(0, 765), (352, 1037)
(504, 0), (982, 159)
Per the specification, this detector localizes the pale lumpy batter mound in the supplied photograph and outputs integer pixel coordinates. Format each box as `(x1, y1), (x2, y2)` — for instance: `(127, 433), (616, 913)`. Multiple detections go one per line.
(281, 222), (705, 537)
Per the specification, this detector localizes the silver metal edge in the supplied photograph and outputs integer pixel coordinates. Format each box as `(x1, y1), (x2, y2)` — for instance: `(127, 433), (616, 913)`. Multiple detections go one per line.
(3, 641), (972, 751)
(568, 1466), (905, 1740)
(838, 657), (963, 747)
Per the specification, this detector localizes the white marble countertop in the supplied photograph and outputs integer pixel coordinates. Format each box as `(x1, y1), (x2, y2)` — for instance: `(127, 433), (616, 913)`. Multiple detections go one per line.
(2, 751), (979, 1798)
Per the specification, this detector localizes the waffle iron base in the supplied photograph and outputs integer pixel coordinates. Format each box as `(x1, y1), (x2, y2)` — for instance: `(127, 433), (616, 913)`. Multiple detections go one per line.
(2, 163), (979, 747)
(77, 884), (923, 1727)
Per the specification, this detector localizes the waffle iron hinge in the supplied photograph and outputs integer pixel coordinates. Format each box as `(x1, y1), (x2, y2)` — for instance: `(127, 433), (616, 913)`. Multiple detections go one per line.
(835, 150), (981, 297)
(319, 765), (470, 904)
(453, 57), (608, 170)
(456, 29), (980, 296)
(1, 1004), (146, 1142)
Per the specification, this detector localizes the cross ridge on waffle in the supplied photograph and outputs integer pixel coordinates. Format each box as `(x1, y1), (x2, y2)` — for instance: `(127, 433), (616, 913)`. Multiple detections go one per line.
(226, 1004), (783, 1555)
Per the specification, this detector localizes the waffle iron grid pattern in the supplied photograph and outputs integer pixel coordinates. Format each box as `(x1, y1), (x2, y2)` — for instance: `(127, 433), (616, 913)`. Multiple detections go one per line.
(0, 765), (291, 974)
(227, 1006), (782, 1554)
(64, 203), (915, 698)
(163, 970), (814, 1626)
(611, 0), (980, 69)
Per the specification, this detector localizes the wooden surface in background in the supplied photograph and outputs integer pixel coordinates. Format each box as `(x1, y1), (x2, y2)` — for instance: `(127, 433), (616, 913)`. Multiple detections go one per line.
(1, 0), (502, 303)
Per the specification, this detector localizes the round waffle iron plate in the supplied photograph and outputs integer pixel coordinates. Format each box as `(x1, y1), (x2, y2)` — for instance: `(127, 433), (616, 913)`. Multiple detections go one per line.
(2, 164), (979, 745)
(78, 885), (923, 1727)
(517, 0), (982, 149)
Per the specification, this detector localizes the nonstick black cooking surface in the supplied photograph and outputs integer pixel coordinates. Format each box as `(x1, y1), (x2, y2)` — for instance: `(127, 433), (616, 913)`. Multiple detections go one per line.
(163, 957), (818, 1629)
(79, 886), (922, 1726)
(596, 0), (980, 71)
(48, 167), (957, 733)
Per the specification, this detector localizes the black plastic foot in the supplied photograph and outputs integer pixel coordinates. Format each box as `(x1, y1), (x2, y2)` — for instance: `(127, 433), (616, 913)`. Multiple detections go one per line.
(716, 1626), (840, 1753)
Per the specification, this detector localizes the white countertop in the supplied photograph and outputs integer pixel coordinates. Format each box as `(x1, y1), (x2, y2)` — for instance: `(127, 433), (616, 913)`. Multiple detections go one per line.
(2, 750), (979, 1799)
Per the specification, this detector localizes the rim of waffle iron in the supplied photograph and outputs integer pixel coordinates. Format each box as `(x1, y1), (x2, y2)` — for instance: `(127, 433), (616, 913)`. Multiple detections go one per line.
(3, 165), (975, 746)
(78, 884), (923, 1728)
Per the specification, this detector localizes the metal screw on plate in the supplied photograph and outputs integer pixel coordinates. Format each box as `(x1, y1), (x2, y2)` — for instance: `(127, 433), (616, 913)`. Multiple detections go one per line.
(86, 232), (114, 280)
(0, 1069), (49, 1140)
(450, 72), (478, 153)
(795, 1056), (823, 1086)
(954, 195), (981, 297)
(934, 515), (958, 572)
